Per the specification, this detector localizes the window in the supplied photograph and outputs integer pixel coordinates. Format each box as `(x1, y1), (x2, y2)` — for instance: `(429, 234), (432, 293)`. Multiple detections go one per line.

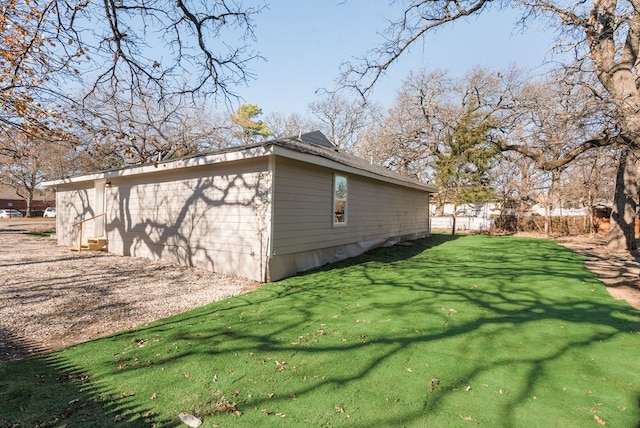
(333, 174), (347, 225)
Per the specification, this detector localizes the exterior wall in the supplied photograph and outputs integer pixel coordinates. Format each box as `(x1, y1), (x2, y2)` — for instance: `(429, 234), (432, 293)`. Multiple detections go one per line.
(55, 182), (96, 248)
(57, 158), (272, 282)
(57, 157), (271, 281)
(268, 158), (430, 280)
(54, 154), (431, 282)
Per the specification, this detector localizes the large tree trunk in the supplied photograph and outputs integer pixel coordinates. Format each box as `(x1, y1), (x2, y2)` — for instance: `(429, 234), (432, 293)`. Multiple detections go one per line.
(25, 190), (34, 218)
(608, 148), (639, 251)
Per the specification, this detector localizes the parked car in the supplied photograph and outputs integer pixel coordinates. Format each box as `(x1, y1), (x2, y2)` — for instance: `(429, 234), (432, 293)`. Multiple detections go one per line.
(43, 207), (56, 218)
(0, 209), (24, 218)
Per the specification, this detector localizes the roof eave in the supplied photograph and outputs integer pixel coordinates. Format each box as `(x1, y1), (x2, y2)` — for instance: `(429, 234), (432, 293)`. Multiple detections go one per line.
(271, 145), (437, 193)
(42, 144), (275, 187)
(42, 140), (437, 194)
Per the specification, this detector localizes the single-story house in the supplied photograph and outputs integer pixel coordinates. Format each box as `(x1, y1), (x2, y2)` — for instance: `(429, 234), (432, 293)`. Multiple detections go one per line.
(43, 132), (436, 282)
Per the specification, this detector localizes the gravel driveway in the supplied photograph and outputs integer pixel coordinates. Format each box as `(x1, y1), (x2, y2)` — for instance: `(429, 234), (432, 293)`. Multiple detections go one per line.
(0, 221), (259, 364)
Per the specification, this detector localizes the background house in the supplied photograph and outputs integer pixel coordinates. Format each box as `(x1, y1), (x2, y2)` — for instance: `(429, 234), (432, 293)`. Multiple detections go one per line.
(43, 132), (436, 281)
(0, 185), (55, 215)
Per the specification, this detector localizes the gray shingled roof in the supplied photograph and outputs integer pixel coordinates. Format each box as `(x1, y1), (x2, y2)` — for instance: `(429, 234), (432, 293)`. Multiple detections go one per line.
(271, 131), (433, 191)
(46, 131), (434, 193)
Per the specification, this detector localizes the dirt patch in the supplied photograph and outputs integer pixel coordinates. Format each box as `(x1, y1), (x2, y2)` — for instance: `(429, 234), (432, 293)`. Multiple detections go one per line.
(555, 234), (640, 310)
(0, 222), (260, 364)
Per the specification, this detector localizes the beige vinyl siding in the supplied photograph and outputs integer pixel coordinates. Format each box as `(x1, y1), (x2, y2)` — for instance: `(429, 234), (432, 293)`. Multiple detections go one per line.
(272, 158), (429, 256)
(349, 178), (429, 239)
(104, 158), (271, 281)
(55, 182), (96, 248)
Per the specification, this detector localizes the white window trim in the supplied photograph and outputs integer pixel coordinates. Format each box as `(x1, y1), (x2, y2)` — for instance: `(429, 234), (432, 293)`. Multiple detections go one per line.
(333, 173), (348, 226)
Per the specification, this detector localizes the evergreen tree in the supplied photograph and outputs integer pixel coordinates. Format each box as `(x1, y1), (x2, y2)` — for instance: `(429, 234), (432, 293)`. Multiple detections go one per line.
(433, 108), (499, 233)
(230, 104), (273, 144)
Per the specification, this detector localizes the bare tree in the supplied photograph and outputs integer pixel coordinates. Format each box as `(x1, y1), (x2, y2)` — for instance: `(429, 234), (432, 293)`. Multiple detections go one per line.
(355, 67), (519, 182)
(0, 131), (83, 215)
(309, 93), (378, 150)
(491, 74), (603, 234)
(81, 93), (236, 167)
(341, 0), (640, 250)
(490, 152), (540, 231)
(352, 69), (453, 181)
(264, 112), (322, 140)
(1, 0), (265, 152)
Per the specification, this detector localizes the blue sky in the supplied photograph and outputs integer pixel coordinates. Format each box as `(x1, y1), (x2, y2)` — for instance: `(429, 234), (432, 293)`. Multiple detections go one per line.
(234, 2), (559, 117)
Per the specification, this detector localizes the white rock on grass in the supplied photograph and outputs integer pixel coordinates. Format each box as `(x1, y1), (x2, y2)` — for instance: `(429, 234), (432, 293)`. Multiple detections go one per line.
(178, 412), (202, 427)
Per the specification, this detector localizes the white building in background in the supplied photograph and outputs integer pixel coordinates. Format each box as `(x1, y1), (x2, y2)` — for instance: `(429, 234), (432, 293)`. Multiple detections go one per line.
(429, 202), (499, 232)
(528, 204), (589, 217)
(429, 202), (501, 218)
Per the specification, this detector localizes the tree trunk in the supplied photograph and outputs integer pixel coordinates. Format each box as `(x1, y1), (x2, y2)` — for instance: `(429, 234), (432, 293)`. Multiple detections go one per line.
(588, 190), (594, 236)
(451, 213), (457, 236)
(608, 148), (639, 251)
(544, 170), (559, 239)
(23, 185), (35, 218)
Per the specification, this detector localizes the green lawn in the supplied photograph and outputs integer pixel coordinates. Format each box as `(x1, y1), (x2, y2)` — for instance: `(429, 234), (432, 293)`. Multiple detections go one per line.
(2, 234), (639, 427)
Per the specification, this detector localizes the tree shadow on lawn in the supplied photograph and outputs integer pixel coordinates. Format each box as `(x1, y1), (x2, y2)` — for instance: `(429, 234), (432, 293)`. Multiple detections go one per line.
(0, 349), (168, 427)
(96, 234), (640, 425)
(0, 235), (458, 426)
(0, 329), (168, 426)
(3, 234), (640, 426)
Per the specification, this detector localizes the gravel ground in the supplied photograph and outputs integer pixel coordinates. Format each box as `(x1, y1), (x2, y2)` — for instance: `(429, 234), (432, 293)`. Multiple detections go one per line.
(0, 221), (259, 364)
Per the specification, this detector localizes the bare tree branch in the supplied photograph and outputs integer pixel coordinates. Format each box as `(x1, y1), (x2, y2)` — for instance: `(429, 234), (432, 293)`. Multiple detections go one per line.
(338, 0), (494, 98)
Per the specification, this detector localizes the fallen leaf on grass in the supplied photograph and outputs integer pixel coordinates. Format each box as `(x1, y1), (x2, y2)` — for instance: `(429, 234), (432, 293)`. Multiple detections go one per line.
(429, 378), (440, 391)
(261, 409), (285, 417)
(459, 415), (473, 421)
(594, 415), (606, 425)
(213, 396), (242, 416)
